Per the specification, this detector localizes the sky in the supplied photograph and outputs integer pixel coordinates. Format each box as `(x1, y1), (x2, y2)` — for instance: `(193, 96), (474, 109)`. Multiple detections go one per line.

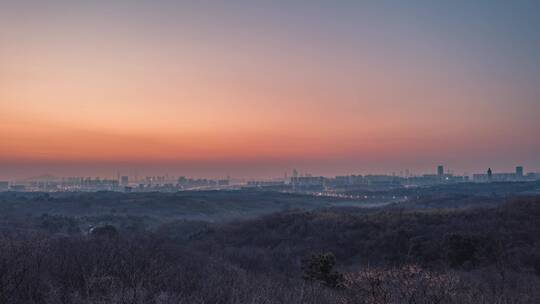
(1, 0), (539, 179)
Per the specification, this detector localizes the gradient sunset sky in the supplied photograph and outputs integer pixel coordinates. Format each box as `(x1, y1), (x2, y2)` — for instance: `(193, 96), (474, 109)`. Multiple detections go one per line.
(1, 0), (539, 179)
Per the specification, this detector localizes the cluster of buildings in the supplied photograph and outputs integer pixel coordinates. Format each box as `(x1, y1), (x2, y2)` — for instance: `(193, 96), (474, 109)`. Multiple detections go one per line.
(0, 177), (120, 192)
(0, 175), (231, 193)
(0, 165), (538, 193)
(131, 177), (231, 192)
(472, 166), (536, 182)
(245, 166), (540, 192)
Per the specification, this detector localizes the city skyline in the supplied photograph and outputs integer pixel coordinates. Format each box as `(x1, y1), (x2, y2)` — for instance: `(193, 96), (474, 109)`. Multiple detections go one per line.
(0, 164), (536, 182)
(1, 1), (539, 178)
(1, 164), (537, 193)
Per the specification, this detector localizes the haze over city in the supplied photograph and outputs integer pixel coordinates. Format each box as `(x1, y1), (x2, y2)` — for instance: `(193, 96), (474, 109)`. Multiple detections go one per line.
(1, 0), (539, 179)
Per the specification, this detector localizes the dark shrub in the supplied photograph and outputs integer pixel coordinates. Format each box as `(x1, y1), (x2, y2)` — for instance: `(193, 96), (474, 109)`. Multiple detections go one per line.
(302, 252), (343, 288)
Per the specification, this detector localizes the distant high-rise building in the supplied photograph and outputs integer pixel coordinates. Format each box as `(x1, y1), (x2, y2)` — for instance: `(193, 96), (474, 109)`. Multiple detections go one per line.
(487, 168), (492, 181)
(516, 166), (524, 178)
(121, 176), (129, 186)
(437, 165), (444, 177)
(291, 169), (299, 190)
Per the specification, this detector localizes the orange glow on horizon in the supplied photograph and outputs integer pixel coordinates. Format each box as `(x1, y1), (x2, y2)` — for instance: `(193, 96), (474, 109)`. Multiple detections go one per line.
(1, 1), (539, 178)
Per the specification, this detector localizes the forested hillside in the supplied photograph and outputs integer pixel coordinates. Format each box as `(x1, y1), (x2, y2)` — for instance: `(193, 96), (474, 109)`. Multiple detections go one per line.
(0, 192), (539, 303)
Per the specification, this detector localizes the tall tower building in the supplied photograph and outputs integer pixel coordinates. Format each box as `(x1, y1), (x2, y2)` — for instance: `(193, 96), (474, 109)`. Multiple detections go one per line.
(516, 166), (524, 178)
(487, 168), (493, 181)
(292, 169), (298, 190)
(437, 165), (444, 177)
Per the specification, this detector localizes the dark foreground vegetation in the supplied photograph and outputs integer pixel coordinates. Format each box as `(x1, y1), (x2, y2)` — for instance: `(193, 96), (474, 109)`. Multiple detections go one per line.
(0, 189), (539, 303)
